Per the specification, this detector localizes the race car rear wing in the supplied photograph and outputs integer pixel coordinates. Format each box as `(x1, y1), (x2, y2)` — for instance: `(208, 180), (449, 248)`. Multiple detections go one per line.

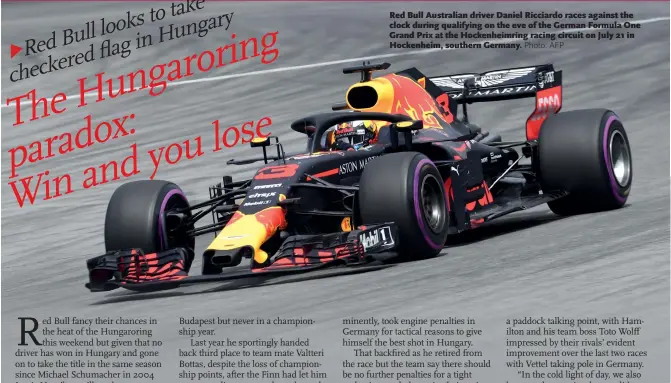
(430, 64), (560, 103)
(429, 64), (562, 141)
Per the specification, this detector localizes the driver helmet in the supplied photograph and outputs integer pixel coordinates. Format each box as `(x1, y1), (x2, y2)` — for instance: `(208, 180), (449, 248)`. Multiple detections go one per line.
(332, 120), (376, 149)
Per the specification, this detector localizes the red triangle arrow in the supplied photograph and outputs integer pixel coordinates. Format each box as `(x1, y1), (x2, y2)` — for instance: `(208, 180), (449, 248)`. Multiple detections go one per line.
(10, 44), (22, 59)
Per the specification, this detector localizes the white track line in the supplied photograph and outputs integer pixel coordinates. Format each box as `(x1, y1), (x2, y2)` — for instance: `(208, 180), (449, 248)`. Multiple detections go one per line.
(3, 16), (669, 108)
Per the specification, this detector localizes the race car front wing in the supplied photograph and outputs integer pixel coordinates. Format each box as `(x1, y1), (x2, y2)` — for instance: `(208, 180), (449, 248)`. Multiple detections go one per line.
(85, 223), (398, 293)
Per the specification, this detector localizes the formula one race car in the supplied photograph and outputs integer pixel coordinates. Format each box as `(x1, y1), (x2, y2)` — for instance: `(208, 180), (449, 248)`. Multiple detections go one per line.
(86, 62), (632, 293)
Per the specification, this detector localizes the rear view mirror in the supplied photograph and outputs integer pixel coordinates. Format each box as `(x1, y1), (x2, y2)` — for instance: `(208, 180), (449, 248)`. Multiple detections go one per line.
(393, 120), (423, 131)
(250, 137), (270, 148)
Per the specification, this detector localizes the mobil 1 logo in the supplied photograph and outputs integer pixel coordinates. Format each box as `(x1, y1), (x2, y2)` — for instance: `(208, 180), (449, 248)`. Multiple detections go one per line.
(358, 226), (395, 252)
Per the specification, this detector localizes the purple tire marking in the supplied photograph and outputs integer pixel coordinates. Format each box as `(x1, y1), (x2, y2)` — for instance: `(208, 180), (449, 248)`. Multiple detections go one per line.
(157, 188), (186, 251)
(602, 115), (627, 204)
(413, 159), (444, 250)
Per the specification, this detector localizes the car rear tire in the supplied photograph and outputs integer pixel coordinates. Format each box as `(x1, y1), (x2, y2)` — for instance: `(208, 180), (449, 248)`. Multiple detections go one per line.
(538, 109), (632, 215)
(104, 180), (195, 272)
(357, 152), (448, 259)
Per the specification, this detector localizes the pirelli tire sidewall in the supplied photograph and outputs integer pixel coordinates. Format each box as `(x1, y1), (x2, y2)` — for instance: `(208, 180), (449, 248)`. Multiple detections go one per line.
(538, 109), (632, 215)
(358, 152), (448, 259)
(104, 180), (195, 271)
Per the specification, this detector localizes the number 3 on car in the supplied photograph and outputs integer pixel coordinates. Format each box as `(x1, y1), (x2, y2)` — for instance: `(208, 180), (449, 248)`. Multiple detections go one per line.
(254, 164), (299, 180)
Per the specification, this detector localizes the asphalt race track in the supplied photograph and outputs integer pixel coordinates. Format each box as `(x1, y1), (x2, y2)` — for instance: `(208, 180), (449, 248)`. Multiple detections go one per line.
(2, 2), (669, 382)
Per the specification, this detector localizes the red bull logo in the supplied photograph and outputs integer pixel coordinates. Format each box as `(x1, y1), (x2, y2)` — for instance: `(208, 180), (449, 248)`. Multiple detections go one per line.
(206, 206), (287, 265)
(386, 74), (453, 128)
(254, 207), (286, 239)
